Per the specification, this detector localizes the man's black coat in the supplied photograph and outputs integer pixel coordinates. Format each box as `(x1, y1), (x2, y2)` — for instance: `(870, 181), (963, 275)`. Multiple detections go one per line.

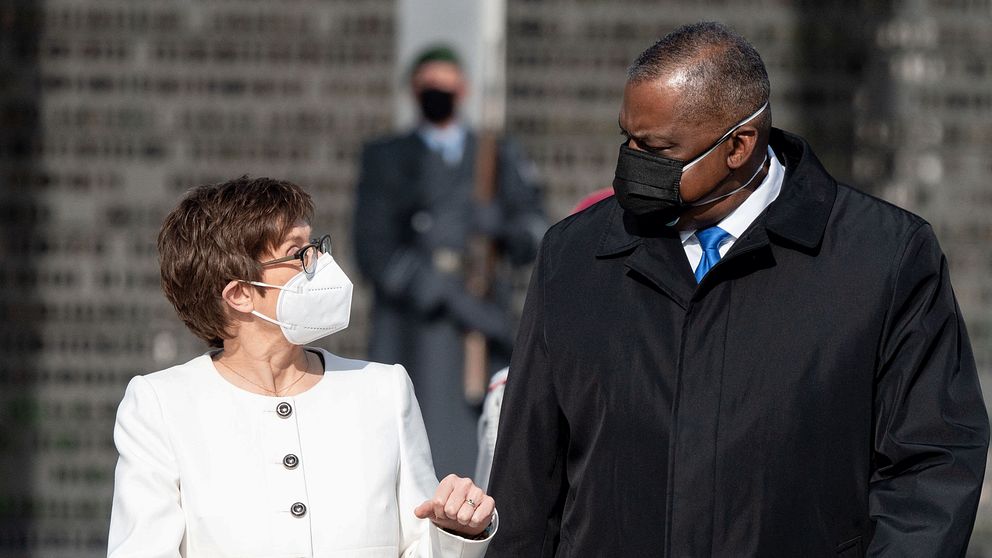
(487, 129), (988, 557)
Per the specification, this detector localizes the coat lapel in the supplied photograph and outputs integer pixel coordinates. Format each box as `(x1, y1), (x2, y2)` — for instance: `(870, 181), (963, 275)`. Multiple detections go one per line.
(763, 129), (837, 251)
(596, 203), (696, 309)
(594, 129), (838, 305)
(697, 131), (837, 288)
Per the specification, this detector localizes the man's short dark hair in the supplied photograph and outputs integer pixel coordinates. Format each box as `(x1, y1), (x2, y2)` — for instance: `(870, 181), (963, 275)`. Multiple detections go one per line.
(628, 22), (771, 129)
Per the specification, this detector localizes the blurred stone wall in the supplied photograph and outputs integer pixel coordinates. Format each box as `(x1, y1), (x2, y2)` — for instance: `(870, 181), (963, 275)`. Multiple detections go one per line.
(0, 0), (989, 556)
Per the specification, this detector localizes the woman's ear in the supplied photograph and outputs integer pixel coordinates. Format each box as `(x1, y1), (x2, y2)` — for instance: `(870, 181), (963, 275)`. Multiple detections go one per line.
(221, 280), (255, 314)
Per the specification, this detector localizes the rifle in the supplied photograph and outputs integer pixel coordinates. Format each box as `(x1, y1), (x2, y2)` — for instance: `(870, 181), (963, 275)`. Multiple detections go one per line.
(462, 0), (507, 406)
(463, 131), (500, 405)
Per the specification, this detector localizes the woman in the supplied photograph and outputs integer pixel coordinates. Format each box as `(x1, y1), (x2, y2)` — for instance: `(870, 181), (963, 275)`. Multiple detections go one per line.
(108, 176), (497, 557)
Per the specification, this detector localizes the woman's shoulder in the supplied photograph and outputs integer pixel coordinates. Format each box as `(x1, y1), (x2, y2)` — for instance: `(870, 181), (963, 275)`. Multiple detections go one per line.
(114, 353), (220, 431)
(125, 352), (218, 401)
(315, 348), (407, 378)
(312, 349), (414, 396)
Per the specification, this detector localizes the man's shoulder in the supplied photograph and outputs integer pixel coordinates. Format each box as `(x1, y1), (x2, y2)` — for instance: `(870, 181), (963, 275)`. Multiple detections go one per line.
(548, 195), (616, 241)
(772, 128), (928, 239)
(832, 182), (929, 239)
(538, 196), (619, 266)
(362, 131), (420, 157)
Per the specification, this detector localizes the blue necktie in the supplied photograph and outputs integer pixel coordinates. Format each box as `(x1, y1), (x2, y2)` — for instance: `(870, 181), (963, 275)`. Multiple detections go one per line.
(694, 226), (731, 283)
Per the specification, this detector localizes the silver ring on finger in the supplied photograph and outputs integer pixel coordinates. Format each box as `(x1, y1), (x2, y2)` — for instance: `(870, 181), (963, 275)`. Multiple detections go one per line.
(465, 498), (477, 508)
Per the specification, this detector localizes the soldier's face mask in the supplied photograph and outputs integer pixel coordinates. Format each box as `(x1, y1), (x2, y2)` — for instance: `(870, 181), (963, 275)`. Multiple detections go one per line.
(418, 88), (456, 123)
(612, 102), (768, 222)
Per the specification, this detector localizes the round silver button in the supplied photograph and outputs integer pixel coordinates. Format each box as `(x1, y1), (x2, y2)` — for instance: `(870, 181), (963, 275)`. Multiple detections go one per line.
(283, 454), (299, 469)
(275, 402), (292, 418)
(290, 502), (307, 517)
(411, 211), (434, 233)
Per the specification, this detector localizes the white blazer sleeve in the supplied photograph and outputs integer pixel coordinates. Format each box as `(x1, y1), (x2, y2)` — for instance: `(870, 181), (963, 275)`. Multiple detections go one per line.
(391, 364), (496, 558)
(108, 375), (185, 558)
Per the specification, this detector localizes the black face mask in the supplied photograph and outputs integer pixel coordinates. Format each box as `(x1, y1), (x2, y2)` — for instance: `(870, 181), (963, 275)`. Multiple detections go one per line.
(612, 143), (687, 220)
(612, 101), (769, 220)
(418, 88), (456, 123)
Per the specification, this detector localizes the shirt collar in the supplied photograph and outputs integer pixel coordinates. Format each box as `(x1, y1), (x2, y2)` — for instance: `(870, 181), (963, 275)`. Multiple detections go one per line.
(680, 145), (784, 245)
(417, 122), (466, 148)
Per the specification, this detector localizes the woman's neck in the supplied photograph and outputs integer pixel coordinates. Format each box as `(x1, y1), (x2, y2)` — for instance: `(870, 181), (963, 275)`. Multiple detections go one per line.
(215, 336), (316, 395)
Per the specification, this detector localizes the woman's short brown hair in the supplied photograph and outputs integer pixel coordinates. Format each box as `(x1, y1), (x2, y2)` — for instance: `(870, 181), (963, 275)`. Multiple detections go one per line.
(158, 176), (314, 347)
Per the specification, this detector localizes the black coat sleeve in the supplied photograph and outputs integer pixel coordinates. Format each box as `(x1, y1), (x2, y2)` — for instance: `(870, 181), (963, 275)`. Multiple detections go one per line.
(487, 236), (568, 557)
(868, 223), (989, 556)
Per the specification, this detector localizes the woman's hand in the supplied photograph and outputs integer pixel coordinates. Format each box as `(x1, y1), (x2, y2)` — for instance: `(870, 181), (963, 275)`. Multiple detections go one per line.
(413, 474), (496, 538)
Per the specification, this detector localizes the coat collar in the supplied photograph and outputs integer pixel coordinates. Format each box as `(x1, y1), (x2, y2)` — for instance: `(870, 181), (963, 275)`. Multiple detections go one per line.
(762, 129), (837, 249)
(406, 128), (477, 152)
(594, 129), (837, 307)
(596, 128), (837, 258)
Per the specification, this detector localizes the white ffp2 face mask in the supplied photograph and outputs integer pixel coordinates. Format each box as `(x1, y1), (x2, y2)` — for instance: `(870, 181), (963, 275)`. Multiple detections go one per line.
(243, 252), (354, 345)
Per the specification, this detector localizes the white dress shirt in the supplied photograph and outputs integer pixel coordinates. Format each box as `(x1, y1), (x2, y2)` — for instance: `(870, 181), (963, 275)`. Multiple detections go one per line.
(108, 348), (495, 558)
(680, 146), (785, 272)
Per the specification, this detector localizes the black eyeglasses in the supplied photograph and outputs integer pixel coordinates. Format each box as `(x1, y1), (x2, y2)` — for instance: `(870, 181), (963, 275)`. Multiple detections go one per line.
(260, 234), (331, 276)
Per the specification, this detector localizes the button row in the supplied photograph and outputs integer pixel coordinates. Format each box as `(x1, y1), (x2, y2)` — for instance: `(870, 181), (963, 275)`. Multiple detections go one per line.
(274, 404), (304, 518)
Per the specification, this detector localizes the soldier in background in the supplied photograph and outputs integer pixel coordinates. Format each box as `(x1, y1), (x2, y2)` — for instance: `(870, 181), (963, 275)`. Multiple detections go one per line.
(353, 45), (546, 477)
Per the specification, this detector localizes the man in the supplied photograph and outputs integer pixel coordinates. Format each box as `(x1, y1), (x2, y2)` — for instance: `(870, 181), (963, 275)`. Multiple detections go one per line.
(488, 22), (988, 557)
(353, 46), (546, 478)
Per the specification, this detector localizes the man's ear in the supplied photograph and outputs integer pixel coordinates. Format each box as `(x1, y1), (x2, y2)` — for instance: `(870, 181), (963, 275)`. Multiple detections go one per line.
(726, 127), (759, 170)
(221, 280), (255, 315)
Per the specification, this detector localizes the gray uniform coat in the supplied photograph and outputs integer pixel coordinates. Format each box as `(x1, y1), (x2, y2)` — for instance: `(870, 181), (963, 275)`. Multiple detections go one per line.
(354, 129), (544, 477)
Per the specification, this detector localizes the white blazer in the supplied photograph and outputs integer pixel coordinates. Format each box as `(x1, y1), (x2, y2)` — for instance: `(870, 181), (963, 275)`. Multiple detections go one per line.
(108, 349), (495, 558)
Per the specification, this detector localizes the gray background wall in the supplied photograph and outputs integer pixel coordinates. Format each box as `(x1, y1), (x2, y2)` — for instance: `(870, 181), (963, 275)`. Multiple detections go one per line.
(0, 0), (989, 556)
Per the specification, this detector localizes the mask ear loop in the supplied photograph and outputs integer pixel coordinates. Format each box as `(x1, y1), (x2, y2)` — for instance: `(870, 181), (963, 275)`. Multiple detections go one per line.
(687, 152), (768, 208)
(250, 309), (294, 330)
(235, 280), (299, 331)
(666, 151), (767, 227)
(682, 101), (769, 173)
(679, 101), (770, 212)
